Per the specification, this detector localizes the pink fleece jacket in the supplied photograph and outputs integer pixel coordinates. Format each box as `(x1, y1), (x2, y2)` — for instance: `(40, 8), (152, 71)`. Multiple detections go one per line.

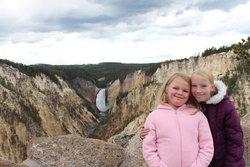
(143, 104), (214, 167)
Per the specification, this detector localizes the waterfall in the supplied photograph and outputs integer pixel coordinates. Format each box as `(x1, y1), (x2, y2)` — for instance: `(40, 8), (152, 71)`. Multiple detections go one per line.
(96, 88), (110, 113)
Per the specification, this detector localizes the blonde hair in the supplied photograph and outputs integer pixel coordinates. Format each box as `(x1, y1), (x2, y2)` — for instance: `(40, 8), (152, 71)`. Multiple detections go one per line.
(191, 69), (214, 84)
(157, 73), (200, 111)
(191, 69), (216, 95)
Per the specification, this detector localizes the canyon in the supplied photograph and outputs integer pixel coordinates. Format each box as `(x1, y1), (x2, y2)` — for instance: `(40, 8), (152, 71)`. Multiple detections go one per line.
(0, 49), (249, 166)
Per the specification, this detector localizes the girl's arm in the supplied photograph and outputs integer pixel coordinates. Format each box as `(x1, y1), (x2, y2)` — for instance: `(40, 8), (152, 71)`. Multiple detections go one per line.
(224, 101), (245, 167)
(143, 116), (168, 167)
(190, 115), (214, 167)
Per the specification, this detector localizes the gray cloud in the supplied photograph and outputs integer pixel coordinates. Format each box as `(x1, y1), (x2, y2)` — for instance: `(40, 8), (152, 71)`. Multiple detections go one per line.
(0, 0), (173, 33)
(0, 0), (250, 43)
(195, 0), (249, 11)
(93, 0), (171, 14)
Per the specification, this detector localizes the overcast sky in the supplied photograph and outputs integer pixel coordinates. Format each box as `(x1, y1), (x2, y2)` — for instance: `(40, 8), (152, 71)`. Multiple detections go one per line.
(0, 0), (250, 65)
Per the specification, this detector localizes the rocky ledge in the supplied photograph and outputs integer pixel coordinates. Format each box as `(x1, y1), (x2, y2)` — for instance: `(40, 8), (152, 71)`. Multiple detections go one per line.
(1, 127), (249, 167)
(0, 135), (124, 167)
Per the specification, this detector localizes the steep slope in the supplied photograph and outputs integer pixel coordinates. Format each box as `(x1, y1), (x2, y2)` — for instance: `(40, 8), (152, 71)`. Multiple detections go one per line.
(0, 64), (99, 162)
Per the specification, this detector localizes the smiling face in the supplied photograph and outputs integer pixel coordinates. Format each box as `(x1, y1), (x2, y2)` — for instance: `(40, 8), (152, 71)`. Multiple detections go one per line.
(191, 74), (215, 102)
(166, 77), (190, 109)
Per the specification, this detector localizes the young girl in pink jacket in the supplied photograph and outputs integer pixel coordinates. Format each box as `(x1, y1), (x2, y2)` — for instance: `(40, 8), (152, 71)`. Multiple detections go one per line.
(143, 73), (214, 167)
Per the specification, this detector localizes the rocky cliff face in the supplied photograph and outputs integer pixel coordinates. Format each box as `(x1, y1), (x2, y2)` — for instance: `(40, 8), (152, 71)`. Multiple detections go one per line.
(0, 64), (99, 163)
(70, 77), (99, 104)
(107, 70), (152, 106)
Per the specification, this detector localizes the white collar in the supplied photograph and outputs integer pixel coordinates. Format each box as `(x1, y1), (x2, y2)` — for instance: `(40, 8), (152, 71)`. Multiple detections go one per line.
(206, 80), (227, 104)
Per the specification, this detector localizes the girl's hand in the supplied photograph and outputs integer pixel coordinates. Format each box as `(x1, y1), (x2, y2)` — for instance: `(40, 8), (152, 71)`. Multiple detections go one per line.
(140, 125), (150, 140)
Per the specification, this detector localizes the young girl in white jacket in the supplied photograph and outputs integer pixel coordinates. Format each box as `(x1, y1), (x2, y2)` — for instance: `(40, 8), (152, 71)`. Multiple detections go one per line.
(143, 73), (214, 167)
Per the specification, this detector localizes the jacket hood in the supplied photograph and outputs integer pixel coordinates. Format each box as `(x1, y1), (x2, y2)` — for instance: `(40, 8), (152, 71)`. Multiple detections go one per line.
(206, 80), (227, 104)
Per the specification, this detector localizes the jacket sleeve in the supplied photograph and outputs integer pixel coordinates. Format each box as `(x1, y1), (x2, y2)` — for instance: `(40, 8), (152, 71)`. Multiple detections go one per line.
(190, 114), (214, 167)
(143, 114), (168, 167)
(223, 101), (245, 167)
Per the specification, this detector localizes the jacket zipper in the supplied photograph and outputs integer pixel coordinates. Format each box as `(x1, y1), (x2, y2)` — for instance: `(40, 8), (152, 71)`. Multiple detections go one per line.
(175, 110), (183, 167)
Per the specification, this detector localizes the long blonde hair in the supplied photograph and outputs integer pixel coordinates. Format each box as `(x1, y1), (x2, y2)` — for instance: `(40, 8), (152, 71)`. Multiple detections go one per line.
(157, 73), (200, 110)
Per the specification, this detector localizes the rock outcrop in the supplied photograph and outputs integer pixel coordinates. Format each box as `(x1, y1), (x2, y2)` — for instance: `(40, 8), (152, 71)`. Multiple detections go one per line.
(0, 157), (28, 167)
(21, 135), (125, 167)
(0, 135), (125, 167)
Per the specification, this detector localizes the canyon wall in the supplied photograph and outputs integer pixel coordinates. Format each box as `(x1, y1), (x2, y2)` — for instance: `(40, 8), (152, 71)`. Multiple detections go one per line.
(0, 64), (99, 162)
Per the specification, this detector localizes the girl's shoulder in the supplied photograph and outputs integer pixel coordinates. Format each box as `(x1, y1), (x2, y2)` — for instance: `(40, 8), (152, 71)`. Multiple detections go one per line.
(217, 95), (236, 111)
(147, 104), (174, 117)
(146, 108), (162, 118)
(185, 104), (201, 112)
(145, 108), (170, 125)
(184, 104), (206, 117)
(195, 110), (207, 117)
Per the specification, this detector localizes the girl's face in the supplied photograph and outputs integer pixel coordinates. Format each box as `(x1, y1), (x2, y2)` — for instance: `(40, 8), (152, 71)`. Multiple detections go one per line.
(166, 77), (190, 109)
(191, 74), (215, 102)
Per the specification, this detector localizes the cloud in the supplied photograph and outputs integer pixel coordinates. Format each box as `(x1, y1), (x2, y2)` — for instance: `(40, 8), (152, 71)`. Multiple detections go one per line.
(195, 0), (249, 11)
(1, 0), (249, 38)
(0, 0), (250, 65)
